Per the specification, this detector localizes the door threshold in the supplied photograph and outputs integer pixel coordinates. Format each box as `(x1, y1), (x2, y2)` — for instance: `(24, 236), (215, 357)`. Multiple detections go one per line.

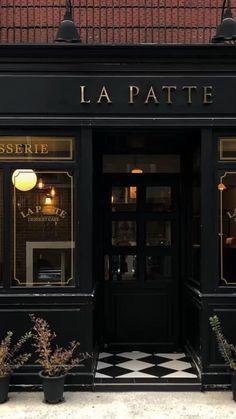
(94, 351), (201, 391)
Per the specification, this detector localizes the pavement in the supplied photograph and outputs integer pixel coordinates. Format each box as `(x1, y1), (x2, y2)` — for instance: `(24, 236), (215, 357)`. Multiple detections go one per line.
(0, 391), (236, 419)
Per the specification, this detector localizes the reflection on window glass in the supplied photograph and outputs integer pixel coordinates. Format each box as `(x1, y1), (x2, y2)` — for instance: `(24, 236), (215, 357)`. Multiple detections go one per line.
(146, 255), (171, 280)
(219, 172), (236, 284)
(146, 187), (172, 212)
(112, 221), (136, 246)
(0, 172), (2, 286)
(146, 221), (171, 246)
(12, 170), (74, 287)
(111, 186), (136, 212)
(105, 254), (137, 281)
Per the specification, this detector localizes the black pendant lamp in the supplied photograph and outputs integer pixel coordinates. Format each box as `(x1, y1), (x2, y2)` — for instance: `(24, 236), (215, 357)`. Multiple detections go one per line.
(55, 0), (81, 43)
(212, 0), (236, 43)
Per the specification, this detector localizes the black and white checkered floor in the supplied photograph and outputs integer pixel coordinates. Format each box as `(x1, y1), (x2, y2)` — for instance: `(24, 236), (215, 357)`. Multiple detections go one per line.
(95, 351), (200, 390)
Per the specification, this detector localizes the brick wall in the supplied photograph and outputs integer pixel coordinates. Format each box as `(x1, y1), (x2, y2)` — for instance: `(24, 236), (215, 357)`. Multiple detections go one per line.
(0, 1), (232, 44)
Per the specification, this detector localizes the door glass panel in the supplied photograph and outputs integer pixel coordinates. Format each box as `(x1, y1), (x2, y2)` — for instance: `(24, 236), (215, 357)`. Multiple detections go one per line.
(146, 221), (171, 246)
(146, 255), (172, 280)
(111, 186), (136, 212)
(112, 221), (136, 246)
(146, 187), (172, 212)
(105, 254), (137, 280)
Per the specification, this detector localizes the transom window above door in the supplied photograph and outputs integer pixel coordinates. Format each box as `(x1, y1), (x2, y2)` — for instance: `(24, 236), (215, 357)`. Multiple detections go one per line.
(103, 154), (180, 173)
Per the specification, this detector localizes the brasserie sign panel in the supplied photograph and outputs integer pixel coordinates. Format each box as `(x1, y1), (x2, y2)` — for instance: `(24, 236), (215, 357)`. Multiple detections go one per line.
(0, 137), (73, 160)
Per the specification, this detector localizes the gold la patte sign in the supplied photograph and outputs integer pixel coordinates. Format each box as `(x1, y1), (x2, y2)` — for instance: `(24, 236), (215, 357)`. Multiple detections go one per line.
(0, 136), (74, 160)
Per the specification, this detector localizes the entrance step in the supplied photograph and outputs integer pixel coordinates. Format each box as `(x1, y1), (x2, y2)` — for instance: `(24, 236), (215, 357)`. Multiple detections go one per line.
(95, 351), (201, 391)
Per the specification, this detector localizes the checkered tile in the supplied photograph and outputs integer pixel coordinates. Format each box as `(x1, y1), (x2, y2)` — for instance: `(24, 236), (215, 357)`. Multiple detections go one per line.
(95, 351), (198, 380)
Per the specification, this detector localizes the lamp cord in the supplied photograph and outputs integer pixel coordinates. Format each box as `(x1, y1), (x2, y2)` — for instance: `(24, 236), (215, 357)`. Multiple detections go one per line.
(221, 0), (230, 21)
(66, 0), (72, 16)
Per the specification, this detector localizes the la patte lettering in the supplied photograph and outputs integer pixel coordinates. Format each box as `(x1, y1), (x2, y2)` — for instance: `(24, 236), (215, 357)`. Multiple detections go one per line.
(79, 84), (214, 105)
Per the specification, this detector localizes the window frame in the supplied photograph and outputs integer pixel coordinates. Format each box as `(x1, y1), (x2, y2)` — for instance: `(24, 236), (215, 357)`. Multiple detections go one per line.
(0, 132), (80, 293)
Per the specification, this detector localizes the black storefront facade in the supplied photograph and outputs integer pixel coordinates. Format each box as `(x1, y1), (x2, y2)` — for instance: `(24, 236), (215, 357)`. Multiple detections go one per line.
(0, 43), (236, 391)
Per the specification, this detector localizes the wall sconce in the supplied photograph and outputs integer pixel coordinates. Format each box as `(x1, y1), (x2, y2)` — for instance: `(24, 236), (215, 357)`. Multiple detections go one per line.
(37, 178), (44, 189)
(36, 177), (57, 214)
(12, 169), (37, 192)
(218, 182), (227, 191)
(50, 187), (56, 197)
(42, 194), (55, 215)
(44, 196), (53, 205)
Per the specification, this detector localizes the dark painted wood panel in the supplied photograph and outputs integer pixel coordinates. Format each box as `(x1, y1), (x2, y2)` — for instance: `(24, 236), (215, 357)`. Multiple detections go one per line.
(184, 286), (201, 368)
(201, 296), (236, 386)
(105, 288), (176, 349)
(0, 303), (95, 386)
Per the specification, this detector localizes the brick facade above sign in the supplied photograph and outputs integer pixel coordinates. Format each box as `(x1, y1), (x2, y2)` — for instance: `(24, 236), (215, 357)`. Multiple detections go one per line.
(0, 1), (228, 44)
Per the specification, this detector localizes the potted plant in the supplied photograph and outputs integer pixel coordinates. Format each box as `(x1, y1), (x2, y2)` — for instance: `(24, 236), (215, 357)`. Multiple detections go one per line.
(209, 314), (236, 400)
(30, 314), (89, 404)
(0, 330), (31, 403)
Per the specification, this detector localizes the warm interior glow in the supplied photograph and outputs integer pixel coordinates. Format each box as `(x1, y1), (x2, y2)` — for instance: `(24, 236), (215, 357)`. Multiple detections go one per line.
(44, 196), (52, 205)
(130, 168), (143, 199)
(218, 182), (227, 191)
(37, 178), (44, 189)
(50, 187), (56, 197)
(131, 168), (143, 174)
(12, 169), (37, 192)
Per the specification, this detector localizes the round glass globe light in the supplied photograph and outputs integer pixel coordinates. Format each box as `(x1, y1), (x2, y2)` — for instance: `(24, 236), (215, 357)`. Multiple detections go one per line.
(12, 169), (37, 191)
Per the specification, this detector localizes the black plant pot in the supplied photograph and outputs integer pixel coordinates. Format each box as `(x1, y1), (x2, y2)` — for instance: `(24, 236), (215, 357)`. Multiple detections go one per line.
(39, 371), (66, 404)
(232, 372), (236, 402)
(0, 375), (10, 403)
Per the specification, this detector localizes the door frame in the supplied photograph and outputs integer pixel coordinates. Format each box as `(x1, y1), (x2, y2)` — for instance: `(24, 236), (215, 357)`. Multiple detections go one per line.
(101, 172), (182, 351)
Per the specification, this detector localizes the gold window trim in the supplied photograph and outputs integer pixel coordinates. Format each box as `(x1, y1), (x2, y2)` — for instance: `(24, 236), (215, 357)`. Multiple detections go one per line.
(0, 137), (74, 161)
(219, 137), (236, 161)
(13, 170), (74, 286)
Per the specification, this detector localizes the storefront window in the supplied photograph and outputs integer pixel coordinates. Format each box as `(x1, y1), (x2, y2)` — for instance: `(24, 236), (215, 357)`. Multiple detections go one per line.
(12, 170), (74, 287)
(219, 172), (236, 285)
(0, 172), (3, 286)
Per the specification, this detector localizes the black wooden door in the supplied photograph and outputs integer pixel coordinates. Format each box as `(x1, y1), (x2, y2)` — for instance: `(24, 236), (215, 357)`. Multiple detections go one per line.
(103, 174), (180, 351)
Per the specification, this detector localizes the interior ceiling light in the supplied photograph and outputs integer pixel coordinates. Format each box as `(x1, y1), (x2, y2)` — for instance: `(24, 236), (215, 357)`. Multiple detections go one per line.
(131, 168), (143, 173)
(12, 169), (37, 192)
